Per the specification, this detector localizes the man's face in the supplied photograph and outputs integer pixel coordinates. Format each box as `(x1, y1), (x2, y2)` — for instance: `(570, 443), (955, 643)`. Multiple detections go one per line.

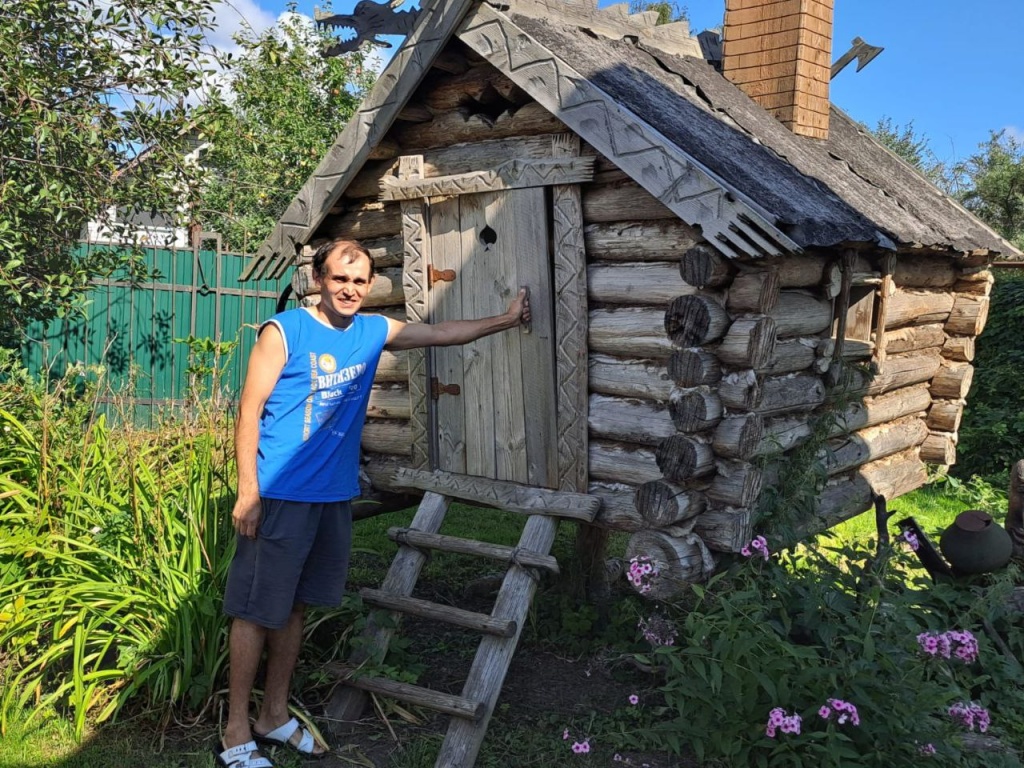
(314, 248), (374, 319)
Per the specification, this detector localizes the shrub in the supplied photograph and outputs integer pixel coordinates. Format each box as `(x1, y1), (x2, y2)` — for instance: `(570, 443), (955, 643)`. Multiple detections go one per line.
(0, 356), (236, 738)
(622, 538), (1024, 767)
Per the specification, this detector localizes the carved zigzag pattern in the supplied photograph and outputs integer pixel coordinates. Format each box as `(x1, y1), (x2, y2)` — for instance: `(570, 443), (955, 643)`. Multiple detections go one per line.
(400, 180), (431, 469)
(549, 134), (588, 493)
(458, 7), (799, 260)
(552, 183), (588, 492)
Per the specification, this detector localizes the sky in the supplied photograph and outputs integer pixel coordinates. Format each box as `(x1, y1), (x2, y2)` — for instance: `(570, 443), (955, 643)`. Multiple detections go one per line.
(212, 0), (1023, 164)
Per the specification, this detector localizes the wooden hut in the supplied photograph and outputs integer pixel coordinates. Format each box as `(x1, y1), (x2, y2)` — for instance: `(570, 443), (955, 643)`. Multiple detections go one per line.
(244, 0), (1020, 582)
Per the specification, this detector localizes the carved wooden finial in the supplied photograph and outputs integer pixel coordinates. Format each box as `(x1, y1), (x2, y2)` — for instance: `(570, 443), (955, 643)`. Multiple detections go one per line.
(315, 0), (421, 57)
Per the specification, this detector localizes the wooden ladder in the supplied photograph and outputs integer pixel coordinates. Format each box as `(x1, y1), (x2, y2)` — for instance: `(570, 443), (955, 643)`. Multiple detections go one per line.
(327, 467), (600, 768)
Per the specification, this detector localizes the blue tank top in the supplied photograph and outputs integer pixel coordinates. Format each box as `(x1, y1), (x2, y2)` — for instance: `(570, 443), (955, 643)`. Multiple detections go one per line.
(257, 308), (390, 502)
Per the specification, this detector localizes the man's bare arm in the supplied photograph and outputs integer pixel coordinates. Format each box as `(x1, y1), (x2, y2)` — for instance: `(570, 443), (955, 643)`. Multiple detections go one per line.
(232, 323), (286, 538)
(384, 288), (530, 351)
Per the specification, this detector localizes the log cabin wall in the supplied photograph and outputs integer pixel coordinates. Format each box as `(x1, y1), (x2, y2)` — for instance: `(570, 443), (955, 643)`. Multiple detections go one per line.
(285, 39), (993, 579)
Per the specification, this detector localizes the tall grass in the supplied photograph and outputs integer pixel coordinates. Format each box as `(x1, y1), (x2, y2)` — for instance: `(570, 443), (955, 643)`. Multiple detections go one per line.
(0, 354), (236, 739)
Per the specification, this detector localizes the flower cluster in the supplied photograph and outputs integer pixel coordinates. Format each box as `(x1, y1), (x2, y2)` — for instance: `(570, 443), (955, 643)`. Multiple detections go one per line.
(741, 535), (769, 560)
(562, 727), (591, 754)
(948, 701), (990, 733)
(638, 613), (678, 647)
(917, 630), (979, 663)
(918, 743), (937, 756)
(818, 698), (860, 726)
(765, 707), (801, 738)
(898, 528), (920, 551)
(627, 555), (659, 594)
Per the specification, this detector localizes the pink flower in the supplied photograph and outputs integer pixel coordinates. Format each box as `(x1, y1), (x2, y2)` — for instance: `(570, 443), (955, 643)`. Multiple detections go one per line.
(917, 630), (979, 663)
(563, 728), (570, 740)
(899, 529), (920, 551)
(919, 743), (937, 756)
(822, 698), (860, 727)
(629, 694), (639, 705)
(613, 755), (623, 763)
(742, 536), (770, 560)
(571, 740), (590, 754)
(765, 707), (800, 737)
(949, 702), (990, 733)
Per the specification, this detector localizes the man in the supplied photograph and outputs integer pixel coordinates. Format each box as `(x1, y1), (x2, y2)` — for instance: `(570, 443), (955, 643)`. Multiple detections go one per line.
(215, 238), (530, 768)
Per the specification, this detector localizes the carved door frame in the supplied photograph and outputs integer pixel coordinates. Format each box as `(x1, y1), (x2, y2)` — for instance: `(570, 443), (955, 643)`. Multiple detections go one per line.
(387, 134), (590, 492)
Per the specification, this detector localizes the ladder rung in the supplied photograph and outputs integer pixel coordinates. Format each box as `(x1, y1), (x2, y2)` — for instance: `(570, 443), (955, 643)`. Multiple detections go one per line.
(360, 588), (517, 637)
(327, 664), (486, 721)
(387, 527), (560, 575)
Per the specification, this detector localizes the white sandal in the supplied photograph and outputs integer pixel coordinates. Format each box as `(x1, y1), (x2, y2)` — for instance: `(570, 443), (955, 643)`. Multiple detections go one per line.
(214, 739), (274, 768)
(255, 717), (326, 759)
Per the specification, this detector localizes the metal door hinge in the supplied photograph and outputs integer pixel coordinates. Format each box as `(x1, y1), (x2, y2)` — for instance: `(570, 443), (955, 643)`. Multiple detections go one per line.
(430, 377), (461, 399)
(428, 265), (456, 287)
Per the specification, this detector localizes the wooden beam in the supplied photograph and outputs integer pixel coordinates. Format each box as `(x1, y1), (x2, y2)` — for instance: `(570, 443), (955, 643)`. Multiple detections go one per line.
(328, 664), (485, 721)
(379, 157), (595, 201)
(359, 588), (517, 637)
(456, 3), (801, 260)
(388, 467), (600, 521)
(551, 134), (590, 493)
(387, 527), (560, 574)
(399, 156), (432, 470)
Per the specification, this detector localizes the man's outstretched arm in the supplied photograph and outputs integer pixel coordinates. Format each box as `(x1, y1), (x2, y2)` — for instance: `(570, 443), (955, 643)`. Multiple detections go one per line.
(384, 288), (531, 351)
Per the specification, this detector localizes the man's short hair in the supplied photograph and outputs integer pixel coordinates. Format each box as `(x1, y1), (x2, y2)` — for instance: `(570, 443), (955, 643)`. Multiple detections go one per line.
(311, 239), (375, 279)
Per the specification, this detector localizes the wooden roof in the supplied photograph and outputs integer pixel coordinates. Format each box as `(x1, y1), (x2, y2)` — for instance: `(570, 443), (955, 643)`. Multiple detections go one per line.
(245, 0), (1018, 280)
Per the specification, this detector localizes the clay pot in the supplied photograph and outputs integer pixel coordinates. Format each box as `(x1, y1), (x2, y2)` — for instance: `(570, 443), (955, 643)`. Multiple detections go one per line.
(939, 510), (1013, 575)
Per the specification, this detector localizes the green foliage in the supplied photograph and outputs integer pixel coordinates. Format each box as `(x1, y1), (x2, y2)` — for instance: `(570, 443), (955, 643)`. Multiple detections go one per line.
(0, 0), (216, 344)
(628, 1), (688, 24)
(871, 117), (951, 190)
(198, 12), (375, 252)
(956, 269), (1024, 481)
(622, 542), (1024, 767)
(952, 131), (1024, 250)
(0, 356), (236, 738)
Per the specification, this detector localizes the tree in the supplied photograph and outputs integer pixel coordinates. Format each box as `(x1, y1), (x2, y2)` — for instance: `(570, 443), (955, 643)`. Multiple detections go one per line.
(629, 1), (689, 25)
(952, 130), (1024, 250)
(870, 117), (950, 191)
(198, 13), (375, 253)
(0, 0), (217, 345)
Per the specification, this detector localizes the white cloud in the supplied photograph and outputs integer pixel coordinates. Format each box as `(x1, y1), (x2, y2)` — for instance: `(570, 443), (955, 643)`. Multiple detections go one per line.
(207, 0), (278, 51)
(1003, 125), (1024, 143)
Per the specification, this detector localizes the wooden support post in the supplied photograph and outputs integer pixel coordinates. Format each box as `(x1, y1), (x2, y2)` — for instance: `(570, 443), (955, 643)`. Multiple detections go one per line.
(831, 249), (856, 365)
(873, 253), (896, 363)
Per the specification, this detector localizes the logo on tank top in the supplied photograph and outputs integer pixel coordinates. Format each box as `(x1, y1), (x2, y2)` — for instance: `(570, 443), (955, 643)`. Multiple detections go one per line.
(318, 353), (337, 373)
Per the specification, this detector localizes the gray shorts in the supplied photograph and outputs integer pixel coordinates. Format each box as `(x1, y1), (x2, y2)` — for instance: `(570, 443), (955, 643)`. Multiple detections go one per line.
(224, 498), (353, 629)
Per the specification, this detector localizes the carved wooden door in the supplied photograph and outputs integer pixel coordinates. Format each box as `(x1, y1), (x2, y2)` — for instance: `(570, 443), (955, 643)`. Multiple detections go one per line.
(427, 187), (558, 488)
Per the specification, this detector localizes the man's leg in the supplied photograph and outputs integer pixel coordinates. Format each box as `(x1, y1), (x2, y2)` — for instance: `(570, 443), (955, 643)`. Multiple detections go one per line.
(223, 617), (267, 749)
(254, 603), (305, 734)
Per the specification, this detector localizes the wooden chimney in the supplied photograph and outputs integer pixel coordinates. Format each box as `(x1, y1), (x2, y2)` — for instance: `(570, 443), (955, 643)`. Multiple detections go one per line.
(722, 0), (834, 140)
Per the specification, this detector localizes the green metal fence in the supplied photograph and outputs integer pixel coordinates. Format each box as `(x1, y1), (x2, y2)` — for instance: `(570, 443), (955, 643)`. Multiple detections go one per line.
(22, 242), (288, 421)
